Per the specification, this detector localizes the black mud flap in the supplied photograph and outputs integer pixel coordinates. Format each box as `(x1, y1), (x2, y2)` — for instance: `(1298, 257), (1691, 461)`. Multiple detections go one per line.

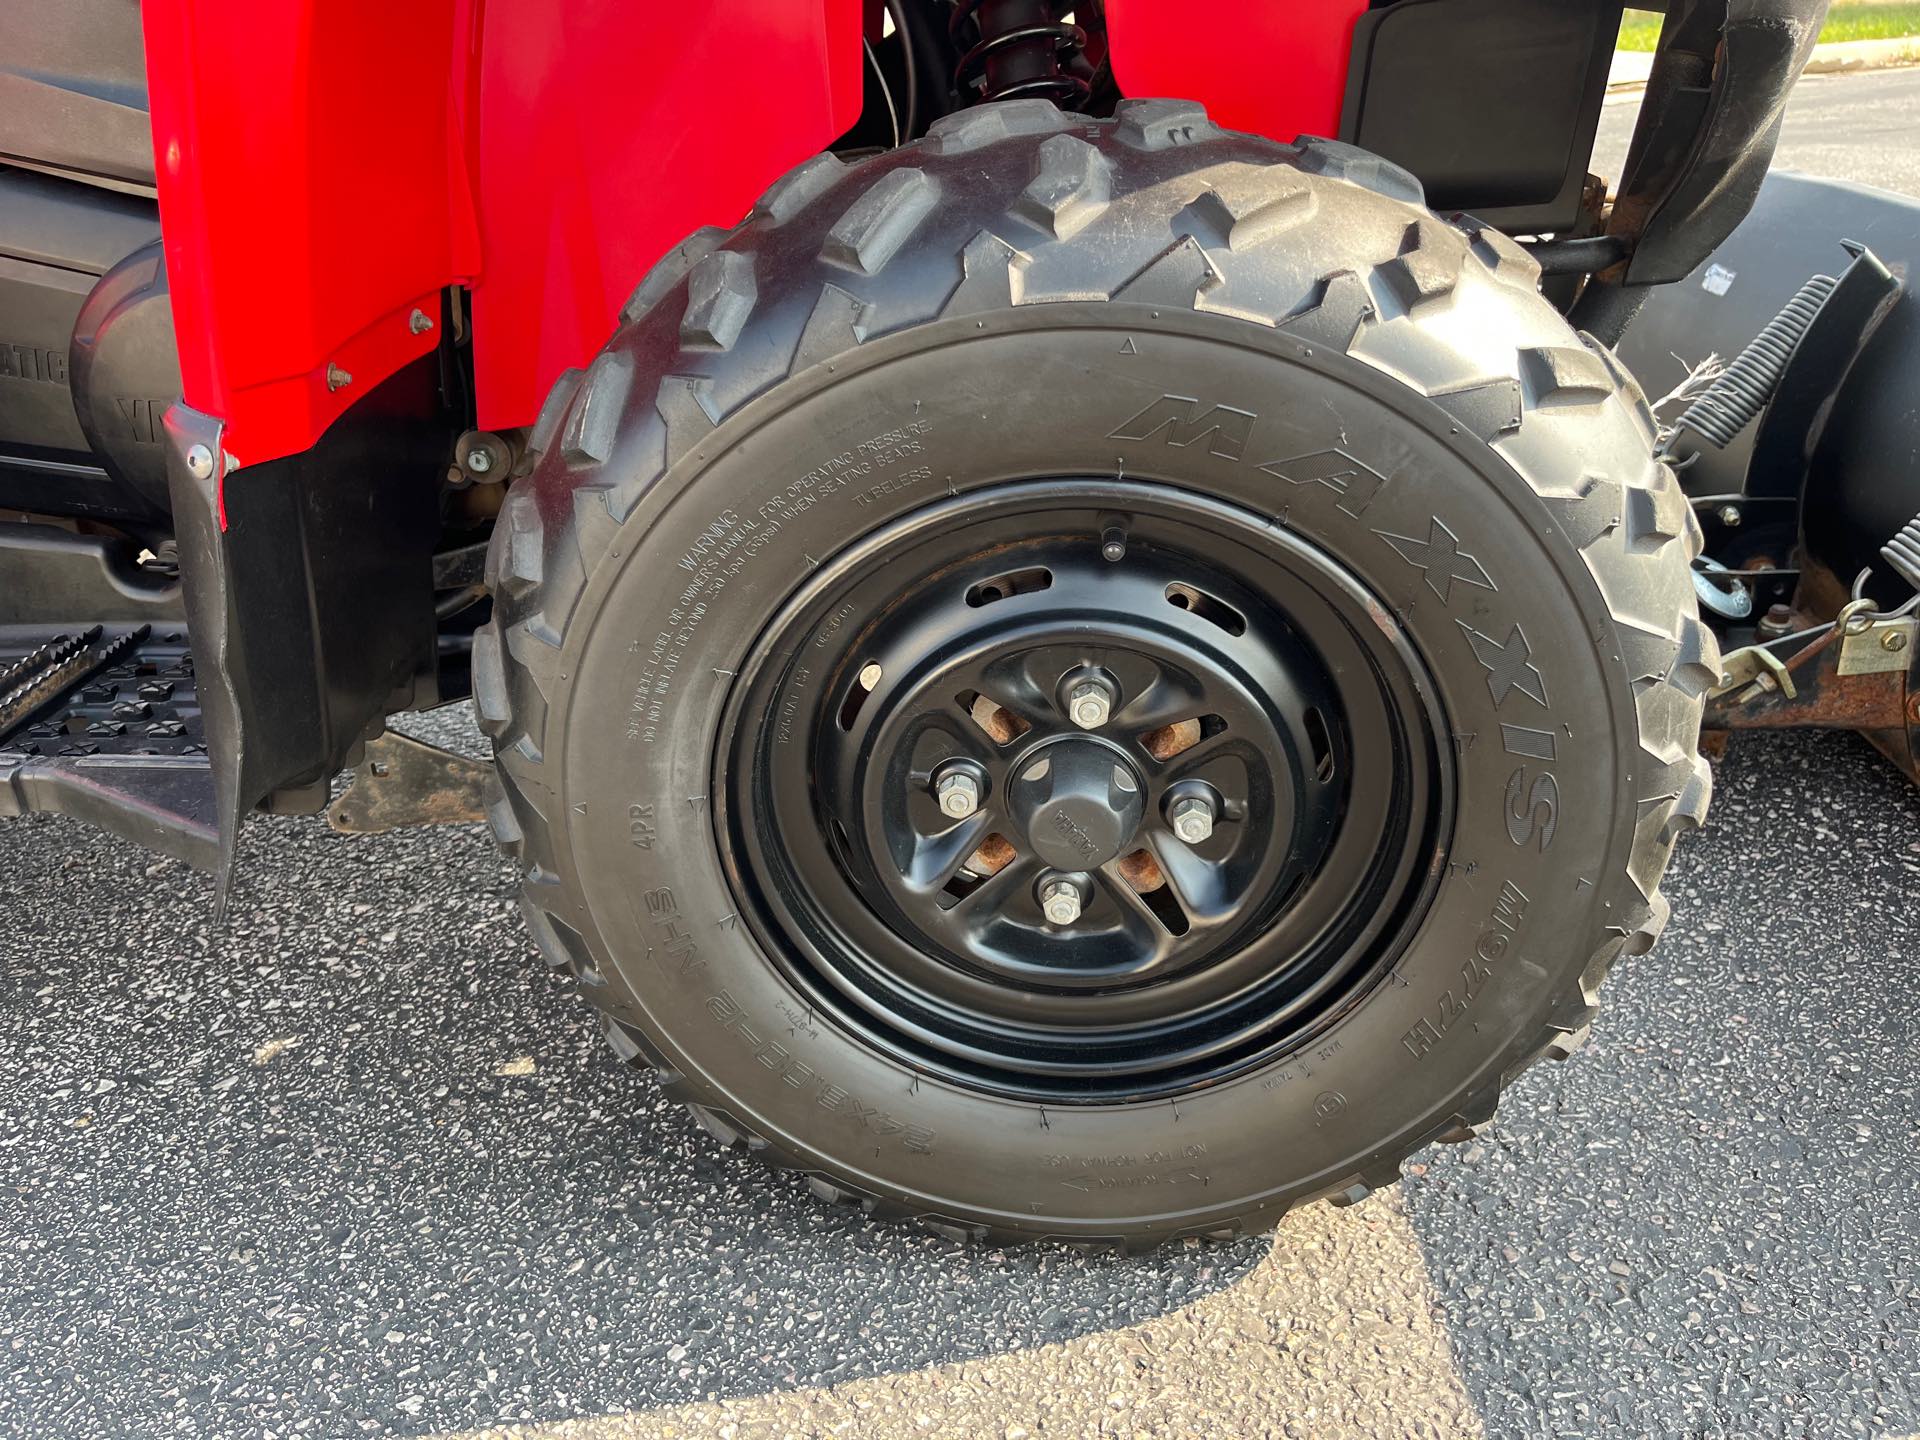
(161, 354), (451, 900)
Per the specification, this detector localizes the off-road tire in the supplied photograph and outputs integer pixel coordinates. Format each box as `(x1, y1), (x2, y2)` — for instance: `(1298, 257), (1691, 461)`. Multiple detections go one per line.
(474, 99), (1715, 1250)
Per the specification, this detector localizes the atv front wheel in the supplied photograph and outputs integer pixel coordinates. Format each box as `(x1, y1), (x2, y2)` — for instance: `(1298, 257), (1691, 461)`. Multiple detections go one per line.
(475, 99), (1715, 1249)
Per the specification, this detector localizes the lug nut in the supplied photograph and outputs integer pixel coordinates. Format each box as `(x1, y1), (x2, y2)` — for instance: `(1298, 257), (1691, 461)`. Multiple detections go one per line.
(1067, 679), (1113, 729)
(1040, 879), (1083, 926)
(934, 767), (981, 819)
(1170, 795), (1215, 845)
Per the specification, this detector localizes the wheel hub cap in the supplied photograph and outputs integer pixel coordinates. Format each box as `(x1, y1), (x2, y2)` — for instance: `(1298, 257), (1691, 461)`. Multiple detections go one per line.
(1010, 739), (1145, 873)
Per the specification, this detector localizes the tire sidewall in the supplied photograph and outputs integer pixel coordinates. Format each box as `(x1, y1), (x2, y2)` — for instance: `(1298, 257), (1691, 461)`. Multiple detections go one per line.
(552, 303), (1637, 1236)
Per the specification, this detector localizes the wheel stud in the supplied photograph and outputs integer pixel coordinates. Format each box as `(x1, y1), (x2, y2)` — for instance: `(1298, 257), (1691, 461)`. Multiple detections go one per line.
(1040, 877), (1084, 926)
(1170, 794), (1215, 845)
(934, 764), (982, 819)
(1067, 677), (1113, 729)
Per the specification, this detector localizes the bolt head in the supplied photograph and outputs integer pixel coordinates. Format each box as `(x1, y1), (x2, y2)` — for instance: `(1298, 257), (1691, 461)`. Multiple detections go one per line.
(1171, 795), (1214, 844)
(1717, 505), (1743, 527)
(465, 446), (494, 475)
(409, 307), (435, 335)
(184, 444), (214, 481)
(1882, 629), (1908, 653)
(1067, 681), (1112, 729)
(1040, 881), (1082, 926)
(936, 770), (980, 819)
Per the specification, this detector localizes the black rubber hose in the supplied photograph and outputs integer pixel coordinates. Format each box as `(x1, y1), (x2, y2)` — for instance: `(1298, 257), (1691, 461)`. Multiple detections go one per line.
(1524, 235), (1630, 277)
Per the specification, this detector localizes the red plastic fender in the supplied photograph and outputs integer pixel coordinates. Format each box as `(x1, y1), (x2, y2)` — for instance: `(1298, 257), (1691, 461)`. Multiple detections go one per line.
(1103, 0), (1368, 143)
(144, 1), (863, 473)
(142, 0), (480, 469)
(468, 1), (865, 434)
(144, 1), (1355, 475)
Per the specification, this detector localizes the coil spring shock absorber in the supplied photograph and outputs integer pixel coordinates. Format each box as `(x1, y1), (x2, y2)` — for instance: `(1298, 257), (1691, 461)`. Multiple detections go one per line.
(951, 0), (1089, 106)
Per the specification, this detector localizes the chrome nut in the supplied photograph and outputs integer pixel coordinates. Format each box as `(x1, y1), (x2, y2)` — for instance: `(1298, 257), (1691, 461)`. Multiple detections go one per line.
(1067, 681), (1112, 729)
(1170, 795), (1215, 845)
(1040, 880), (1083, 926)
(935, 769), (980, 819)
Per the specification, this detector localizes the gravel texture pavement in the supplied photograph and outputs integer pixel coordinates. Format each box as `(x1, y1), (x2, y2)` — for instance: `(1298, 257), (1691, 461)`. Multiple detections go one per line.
(2, 717), (1915, 1439)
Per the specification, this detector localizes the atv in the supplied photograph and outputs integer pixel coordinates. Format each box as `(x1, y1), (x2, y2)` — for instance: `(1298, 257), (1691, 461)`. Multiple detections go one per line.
(3, 0), (1904, 1250)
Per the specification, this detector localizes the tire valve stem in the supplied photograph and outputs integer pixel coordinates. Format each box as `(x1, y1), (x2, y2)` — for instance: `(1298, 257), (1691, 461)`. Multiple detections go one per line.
(1101, 524), (1128, 564)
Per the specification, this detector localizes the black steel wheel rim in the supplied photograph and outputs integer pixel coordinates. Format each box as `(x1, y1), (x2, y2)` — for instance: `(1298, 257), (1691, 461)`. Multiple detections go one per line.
(717, 480), (1452, 1101)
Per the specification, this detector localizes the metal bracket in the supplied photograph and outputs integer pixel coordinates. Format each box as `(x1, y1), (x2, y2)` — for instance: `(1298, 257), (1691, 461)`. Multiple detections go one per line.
(1710, 643), (1798, 704)
(327, 730), (489, 834)
(1837, 614), (1916, 677)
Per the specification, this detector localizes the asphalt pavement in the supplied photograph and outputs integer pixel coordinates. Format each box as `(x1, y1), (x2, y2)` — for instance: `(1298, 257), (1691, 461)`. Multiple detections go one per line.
(4, 65), (1920, 1440)
(1596, 64), (1920, 198)
(4, 705), (1916, 1439)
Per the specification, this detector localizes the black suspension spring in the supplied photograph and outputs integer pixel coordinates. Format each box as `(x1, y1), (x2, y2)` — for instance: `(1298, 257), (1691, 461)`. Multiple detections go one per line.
(1666, 272), (1838, 452)
(951, 0), (1089, 106)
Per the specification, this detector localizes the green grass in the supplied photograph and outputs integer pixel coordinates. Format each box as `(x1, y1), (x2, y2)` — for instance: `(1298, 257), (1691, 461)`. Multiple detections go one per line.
(1618, 1), (1920, 51)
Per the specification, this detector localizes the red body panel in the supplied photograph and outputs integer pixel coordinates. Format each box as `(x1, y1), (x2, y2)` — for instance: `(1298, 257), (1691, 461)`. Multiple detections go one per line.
(470, 3), (864, 433)
(141, 0), (478, 468)
(143, 0), (1359, 470)
(1104, 0), (1368, 142)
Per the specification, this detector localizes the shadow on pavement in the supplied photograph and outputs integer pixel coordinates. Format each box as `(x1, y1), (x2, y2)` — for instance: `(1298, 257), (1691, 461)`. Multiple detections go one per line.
(1404, 728), (1920, 1438)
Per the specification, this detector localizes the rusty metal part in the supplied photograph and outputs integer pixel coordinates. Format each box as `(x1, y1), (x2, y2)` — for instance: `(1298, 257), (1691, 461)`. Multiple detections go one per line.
(1713, 596), (1878, 704)
(967, 693), (1026, 745)
(1708, 597), (1903, 724)
(326, 730), (490, 834)
(964, 831), (1017, 878)
(1141, 718), (1202, 761)
(1707, 644), (1905, 732)
(1116, 846), (1166, 892)
(1705, 603), (1920, 782)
